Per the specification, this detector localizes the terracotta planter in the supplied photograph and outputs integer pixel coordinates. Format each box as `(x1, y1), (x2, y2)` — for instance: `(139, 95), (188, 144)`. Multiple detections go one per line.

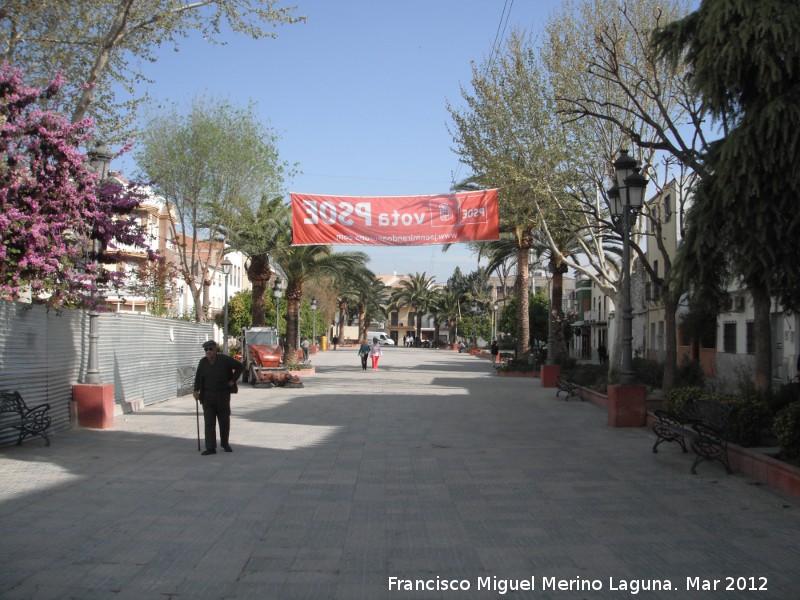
(72, 383), (115, 429)
(495, 370), (538, 377)
(607, 384), (647, 427)
(540, 364), (561, 388)
(645, 412), (800, 500)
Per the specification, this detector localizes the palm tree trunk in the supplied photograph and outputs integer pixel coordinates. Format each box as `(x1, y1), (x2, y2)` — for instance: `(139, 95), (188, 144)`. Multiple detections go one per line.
(247, 255), (272, 327)
(515, 243), (531, 357)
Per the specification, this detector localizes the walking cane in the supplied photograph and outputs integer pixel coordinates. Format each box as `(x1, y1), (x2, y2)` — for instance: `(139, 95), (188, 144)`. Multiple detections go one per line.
(195, 398), (201, 451)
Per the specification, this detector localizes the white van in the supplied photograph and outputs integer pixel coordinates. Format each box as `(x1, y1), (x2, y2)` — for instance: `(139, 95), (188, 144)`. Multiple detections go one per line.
(367, 331), (395, 346)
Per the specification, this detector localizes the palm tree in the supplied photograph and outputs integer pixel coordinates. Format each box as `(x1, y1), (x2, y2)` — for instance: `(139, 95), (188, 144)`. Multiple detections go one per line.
(351, 272), (390, 343)
(272, 241), (368, 364)
(429, 287), (462, 347)
(389, 272), (436, 346)
(221, 195), (288, 326)
(463, 234), (543, 356)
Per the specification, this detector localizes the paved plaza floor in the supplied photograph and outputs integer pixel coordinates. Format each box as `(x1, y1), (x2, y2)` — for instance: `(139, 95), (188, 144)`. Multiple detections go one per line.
(1, 347), (799, 599)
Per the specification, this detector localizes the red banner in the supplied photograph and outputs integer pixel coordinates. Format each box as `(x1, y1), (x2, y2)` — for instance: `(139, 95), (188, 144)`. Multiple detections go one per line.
(291, 189), (499, 246)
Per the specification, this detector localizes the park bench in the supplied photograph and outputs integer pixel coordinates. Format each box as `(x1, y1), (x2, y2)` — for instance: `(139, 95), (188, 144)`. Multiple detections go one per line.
(556, 373), (584, 401)
(651, 397), (733, 474)
(0, 390), (51, 447)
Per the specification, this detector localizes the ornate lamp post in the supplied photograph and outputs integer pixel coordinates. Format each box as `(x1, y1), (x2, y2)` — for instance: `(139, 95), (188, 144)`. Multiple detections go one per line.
(493, 301), (499, 341)
(608, 149), (648, 386)
(311, 296), (317, 349)
(272, 277), (283, 335)
(84, 143), (113, 384)
(221, 258), (233, 355)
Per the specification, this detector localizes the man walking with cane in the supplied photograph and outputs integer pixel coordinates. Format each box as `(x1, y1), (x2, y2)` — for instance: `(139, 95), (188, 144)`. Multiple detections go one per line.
(193, 340), (243, 455)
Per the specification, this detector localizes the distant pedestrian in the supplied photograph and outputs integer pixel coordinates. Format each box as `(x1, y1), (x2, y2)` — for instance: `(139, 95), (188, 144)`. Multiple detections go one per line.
(491, 340), (499, 363)
(332, 335), (339, 350)
(193, 340), (243, 455)
(598, 343), (607, 365)
(301, 337), (310, 361)
(370, 337), (383, 371)
(358, 339), (370, 371)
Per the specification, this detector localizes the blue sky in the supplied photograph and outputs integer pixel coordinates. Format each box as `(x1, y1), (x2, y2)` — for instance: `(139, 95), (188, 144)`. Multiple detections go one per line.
(124, 0), (564, 282)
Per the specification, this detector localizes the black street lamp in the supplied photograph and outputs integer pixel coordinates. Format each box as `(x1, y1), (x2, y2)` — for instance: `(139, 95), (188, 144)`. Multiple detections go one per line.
(272, 277), (283, 335)
(493, 301), (499, 340)
(311, 296), (317, 348)
(608, 149), (648, 385)
(84, 143), (113, 384)
(221, 258), (233, 355)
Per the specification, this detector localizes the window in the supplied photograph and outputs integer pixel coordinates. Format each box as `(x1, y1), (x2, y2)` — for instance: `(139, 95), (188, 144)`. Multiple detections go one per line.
(723, 322), (737, 353)
(663, 194), (672, 223)
(746, 320), (755, 354)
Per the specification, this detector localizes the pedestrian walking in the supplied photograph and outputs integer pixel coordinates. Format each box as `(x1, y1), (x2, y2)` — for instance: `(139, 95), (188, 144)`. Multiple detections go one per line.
(193, 340), (243, 455)
(358, 339), (370, 371)
(332, 335), (339, 350)
(301, 337), (310, 362)
(491, 340), (499, 364)
(370, 337), (383, 371)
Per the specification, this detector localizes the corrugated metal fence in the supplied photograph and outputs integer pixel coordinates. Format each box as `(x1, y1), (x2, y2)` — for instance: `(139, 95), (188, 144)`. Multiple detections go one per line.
(0, 300), (212, 447)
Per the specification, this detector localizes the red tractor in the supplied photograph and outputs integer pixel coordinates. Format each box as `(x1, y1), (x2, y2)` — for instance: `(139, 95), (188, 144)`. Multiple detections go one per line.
(241, 327), (302, 388)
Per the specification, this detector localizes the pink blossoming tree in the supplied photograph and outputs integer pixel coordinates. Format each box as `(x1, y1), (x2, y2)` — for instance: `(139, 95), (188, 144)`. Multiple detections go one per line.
(0, 65), (154, 309)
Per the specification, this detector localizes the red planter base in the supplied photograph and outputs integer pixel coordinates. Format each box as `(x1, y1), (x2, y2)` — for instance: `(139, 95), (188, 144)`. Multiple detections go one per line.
(540, 365), (561, 388)
(607, 384), (647, 427)
(72, 383), (115, 429)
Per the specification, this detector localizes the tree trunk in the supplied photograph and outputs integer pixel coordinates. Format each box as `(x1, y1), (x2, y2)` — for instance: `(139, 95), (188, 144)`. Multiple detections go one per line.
(71, 4), (126, 123)
(192, 287), (204, 323)
(549, 261), (568, 363)
(515, 236), (531, 357)
(661, 293), (678, 393)
(247, 255), (272, 327)
(752, 285), (772, 393)
(202, 279), (211, 323)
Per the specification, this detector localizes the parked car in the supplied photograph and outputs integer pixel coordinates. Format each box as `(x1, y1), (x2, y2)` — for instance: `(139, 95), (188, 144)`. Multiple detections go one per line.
(367, 331), (395, 346)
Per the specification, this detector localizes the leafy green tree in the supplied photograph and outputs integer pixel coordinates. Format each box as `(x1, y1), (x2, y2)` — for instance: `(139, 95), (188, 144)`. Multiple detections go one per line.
(541, 0), (697, 389)
(214, 289), (252, 340)
(652, 0), (800, 392)
(136, 96), (286, 322)
(449, 31), (569, 358)
(0, 0), (304, 142)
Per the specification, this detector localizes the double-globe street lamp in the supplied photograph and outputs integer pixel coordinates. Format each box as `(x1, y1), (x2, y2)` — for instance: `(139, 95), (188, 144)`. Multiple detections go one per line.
(221, 258), (233, 355)
(607, 149), (648, 386)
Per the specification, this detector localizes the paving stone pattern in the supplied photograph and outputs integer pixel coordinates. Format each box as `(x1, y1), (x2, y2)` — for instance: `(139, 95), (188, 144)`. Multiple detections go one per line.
(1, 348), (799, 599)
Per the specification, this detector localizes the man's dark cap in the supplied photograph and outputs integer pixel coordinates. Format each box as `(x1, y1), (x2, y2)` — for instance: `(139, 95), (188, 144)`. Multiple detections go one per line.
(202, 340), (218, 350)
